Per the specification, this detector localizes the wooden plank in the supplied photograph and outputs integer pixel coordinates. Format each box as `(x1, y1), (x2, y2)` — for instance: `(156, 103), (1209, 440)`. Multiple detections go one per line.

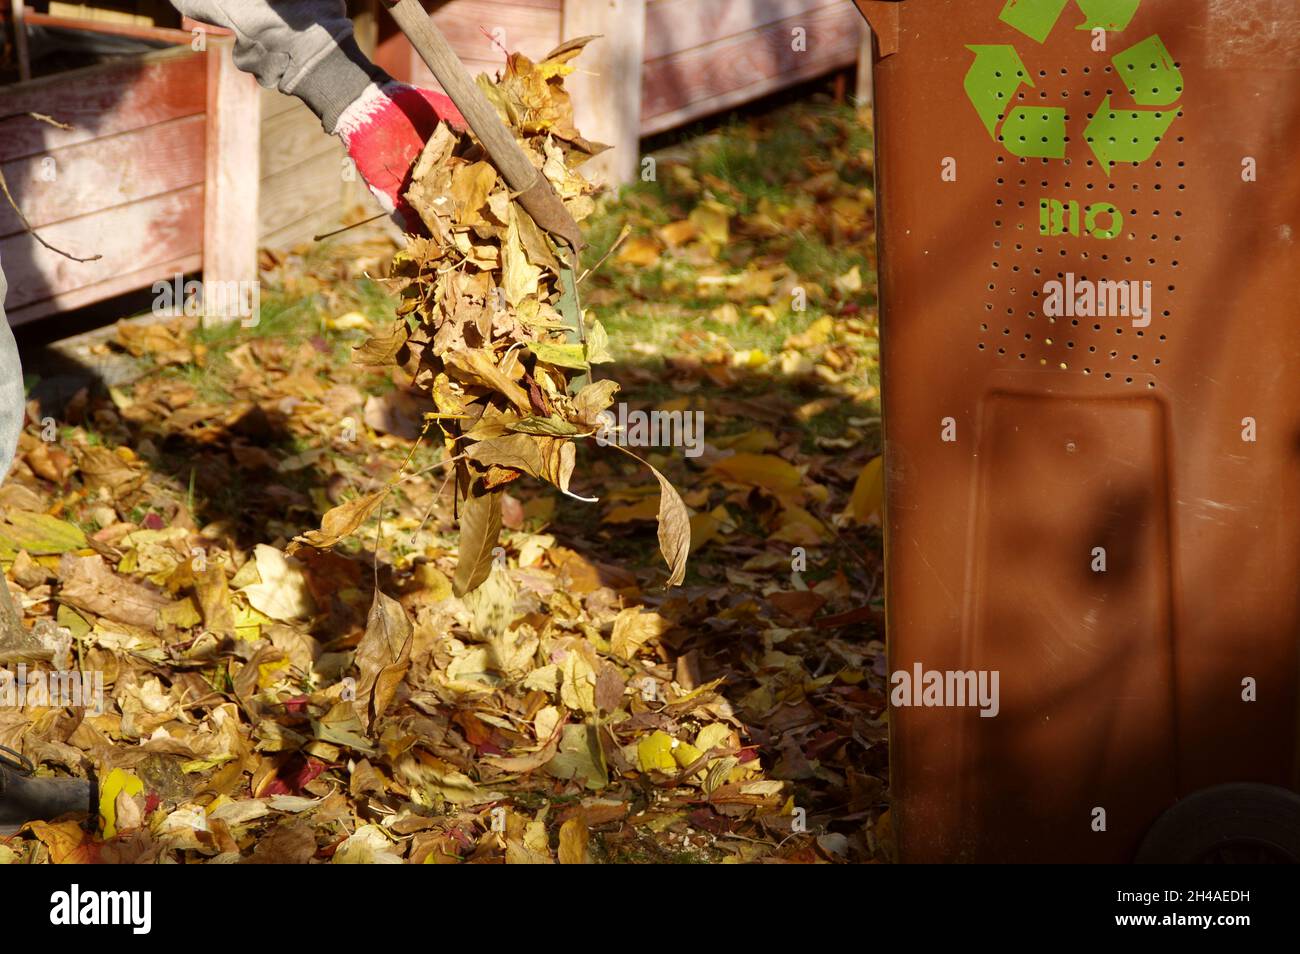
(643, 0), (829, 61)
(1, 47), (205, 163)
(23, 11), (193, 44)
(855, 19), (872, 106)
(408, 55), (511, 88)
(562, 0), (646, 187)
(0, 187), (203, 313)
(259, 100), (338, 180)
(0, 115), (205, 238)
(13, 0), (30, 82)
(203, 37), (261, 302)
(431, 0), (560, 62)
(260, 204), (351, 252)
(260, 84), (303, 123)
(258, 151), (347, 240)
(6, 254), (203, 327)
(640, 3), (860, 133)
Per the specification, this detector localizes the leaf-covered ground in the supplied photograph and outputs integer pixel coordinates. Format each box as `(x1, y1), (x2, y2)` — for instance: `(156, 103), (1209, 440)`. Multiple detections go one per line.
(0, 97), (888, 864)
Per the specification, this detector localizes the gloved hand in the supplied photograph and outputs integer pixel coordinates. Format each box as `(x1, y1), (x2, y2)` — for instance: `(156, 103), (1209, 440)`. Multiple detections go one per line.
(333, 81), (466, 233)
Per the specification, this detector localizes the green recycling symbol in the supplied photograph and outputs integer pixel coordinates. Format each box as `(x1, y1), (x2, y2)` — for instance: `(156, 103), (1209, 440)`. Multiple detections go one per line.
(963, 0), (1183, 173)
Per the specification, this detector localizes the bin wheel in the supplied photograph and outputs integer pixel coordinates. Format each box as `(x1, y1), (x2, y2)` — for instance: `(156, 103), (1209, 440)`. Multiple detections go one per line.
(1136, 783), (1300, 863)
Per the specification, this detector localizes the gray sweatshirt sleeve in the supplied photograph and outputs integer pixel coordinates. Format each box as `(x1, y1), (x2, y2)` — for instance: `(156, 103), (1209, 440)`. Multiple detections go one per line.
(170, 0), (389, 131)
(0, 260), (25, 485)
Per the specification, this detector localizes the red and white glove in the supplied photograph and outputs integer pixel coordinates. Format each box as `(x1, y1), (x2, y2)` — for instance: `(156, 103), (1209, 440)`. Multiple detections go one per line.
(334, 81), (466, 232)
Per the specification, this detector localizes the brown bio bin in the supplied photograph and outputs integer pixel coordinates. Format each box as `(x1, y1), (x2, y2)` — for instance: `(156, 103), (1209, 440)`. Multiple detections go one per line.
(854, 0), (1300, 862)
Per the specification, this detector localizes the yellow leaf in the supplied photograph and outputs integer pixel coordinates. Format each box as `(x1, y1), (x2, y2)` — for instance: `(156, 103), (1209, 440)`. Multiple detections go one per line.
(844, 455), (884, 525)
(0, 512), (87, 558)
(503, 206), (543, 307)
(450, 160), (497, 226)
(637, 730), (678, 773)
(709, 453), (803, 495)
(689, 199), (730, 245)
(24, 820), (86, 864)
(558, 817), (590, 864)
(98, 768), (145, 839)
(616, 235), (661, 267)
(610, 606), (671, 660)
(604, 497), (659, 524)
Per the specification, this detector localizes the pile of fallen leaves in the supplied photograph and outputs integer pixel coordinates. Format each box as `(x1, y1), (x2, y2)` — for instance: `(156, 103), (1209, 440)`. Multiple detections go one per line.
(0, 87), (888, 864)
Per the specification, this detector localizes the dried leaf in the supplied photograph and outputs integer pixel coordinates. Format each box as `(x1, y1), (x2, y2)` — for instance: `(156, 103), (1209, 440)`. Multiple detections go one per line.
(240, 545), (315, 622)
(843, 455), (884, 524)
(290, 491), (385, 553)
(610, 606), (671, 660)
(453, 490), (503, 597)
(353, 320), (409, 366)
(355, 590), (414, 729)
(557, 817), (590, 864)
(59, 553), (178, 629)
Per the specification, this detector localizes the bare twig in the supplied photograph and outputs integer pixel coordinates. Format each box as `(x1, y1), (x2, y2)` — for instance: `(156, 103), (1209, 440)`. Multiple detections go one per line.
(313, 212), (389, 242)
(0, 111), (71, 129)
(577, 223), (631, 284)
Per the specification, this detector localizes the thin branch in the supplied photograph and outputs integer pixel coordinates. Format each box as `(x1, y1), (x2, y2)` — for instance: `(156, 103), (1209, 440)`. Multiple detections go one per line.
(577, 223), (631, 285)
(0, 111), (71, 129)
(313, 212), (389, 242)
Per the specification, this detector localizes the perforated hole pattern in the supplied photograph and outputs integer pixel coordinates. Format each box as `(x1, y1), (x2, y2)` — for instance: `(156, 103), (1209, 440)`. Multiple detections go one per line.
(977, 61), (1184, 388)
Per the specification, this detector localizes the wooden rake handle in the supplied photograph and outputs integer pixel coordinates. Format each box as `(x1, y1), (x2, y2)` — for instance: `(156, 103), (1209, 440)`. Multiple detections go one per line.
(382, 0), (584, 251)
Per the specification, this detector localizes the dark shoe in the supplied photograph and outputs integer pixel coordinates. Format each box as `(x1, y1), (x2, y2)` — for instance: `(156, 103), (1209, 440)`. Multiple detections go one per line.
(0, 749), (98, 836)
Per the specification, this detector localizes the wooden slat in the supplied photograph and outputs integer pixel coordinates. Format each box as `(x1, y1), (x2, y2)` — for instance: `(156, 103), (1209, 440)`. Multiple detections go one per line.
(643, 0), (830, 61)
(0, 47), (205, 163)
(23, 11), (193, 44)
(1, 186), (203, 314)
(640, 3), (860, 133)
(0, 115), (205, 238)
(259, 100), (338, 180)
(258, 151), (347, 240)
(408, 55), (511, 89)
(203, 38), (261, 299)
(562, 0), (646, 186)
(5, 254), (203, 326)
(260, 84), (303, 123)
(430, 0), (560, 62)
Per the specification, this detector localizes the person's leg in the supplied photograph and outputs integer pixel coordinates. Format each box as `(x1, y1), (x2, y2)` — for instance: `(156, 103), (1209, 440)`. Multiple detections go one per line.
(0, 256), (26, 644)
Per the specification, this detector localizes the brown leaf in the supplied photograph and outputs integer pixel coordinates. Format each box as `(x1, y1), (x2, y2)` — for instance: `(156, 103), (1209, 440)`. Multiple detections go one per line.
(453, 490), (503, 597)
(483, 718), (564, 774)
(58, 553), (179, 629)
(572, 379), (620, 426)
(442, 349), (532, 415)
(289, 490), (385, 553)
(364, 391), (432, 441)
(557, 817), (590, 864)
(194, 563), (237, 636)
(354, 590), (414, 730)
(466, 434), (543, 479)
(77, 446), (143, 496)
(650, 462), (690, 587)
(353, 320), (409, 367)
